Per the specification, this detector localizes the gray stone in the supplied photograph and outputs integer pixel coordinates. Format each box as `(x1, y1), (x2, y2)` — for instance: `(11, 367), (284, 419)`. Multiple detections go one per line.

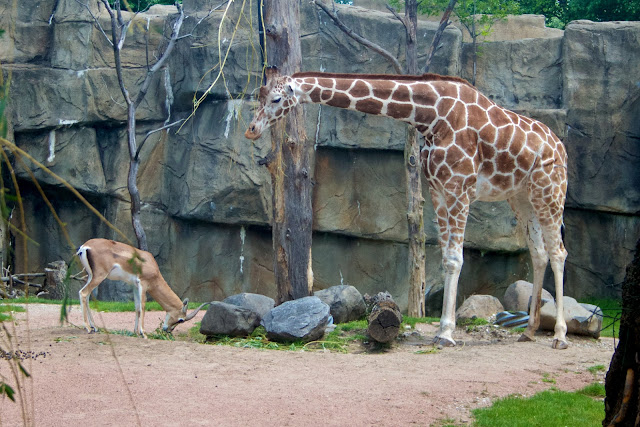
(261, 297), (331, 343)
(540, 296), (602, 338)
(563, 21), (640, 213)
(462, 36), (564, 110)
(223, 293), (275, 320)
(314, 285), (366, 324)
(199, 301), (261, 337)
(456, 295), (504, 321)
(503, 281), (554, 312)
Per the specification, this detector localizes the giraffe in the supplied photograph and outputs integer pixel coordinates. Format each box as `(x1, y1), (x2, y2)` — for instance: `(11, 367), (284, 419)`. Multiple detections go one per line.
(245, 71), (569, 349)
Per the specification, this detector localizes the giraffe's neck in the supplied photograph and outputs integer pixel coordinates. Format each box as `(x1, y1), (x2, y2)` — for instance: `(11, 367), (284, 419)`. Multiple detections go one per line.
(292, 73), (463, 133)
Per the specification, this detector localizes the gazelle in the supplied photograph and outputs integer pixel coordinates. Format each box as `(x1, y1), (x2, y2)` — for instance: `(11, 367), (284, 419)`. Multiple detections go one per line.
(76, 238), (208, 338)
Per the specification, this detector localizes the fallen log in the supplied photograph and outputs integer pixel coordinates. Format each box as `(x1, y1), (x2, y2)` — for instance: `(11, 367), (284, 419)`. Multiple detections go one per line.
(366, 292), (402, 344)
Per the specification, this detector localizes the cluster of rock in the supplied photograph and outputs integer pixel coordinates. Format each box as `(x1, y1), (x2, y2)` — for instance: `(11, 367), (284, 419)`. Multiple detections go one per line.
(199, 285), (366, 342)
(455, 280), (603, 338)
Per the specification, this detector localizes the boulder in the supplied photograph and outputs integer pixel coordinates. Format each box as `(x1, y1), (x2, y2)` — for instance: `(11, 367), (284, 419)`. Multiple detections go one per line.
(503, 281), (554, 312)
(222, 293), (275, 320)
(261, 296), (331, 343)
(314, 285), (366, 324)
(199, 301), (261, 337)
(539, 297), (602, 338)
(456, 295), (504, 321)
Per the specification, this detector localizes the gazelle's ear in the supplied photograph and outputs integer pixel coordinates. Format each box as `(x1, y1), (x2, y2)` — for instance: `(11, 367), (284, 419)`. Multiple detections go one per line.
(182, 298), (189, 314)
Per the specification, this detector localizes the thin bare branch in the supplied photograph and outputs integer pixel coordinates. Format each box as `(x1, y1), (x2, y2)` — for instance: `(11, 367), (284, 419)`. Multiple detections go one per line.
(135, 119), (185, 159)
(312, 0), (403, 74)
(385, 4), (407, 31)
(424, 0), (457, 72)
(74, 0), (114, 46)
(134, 2), (185, 108)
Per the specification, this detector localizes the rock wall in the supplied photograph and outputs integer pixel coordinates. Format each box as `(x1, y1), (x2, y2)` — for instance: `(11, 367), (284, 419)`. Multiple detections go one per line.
(1, 1), (639, 312)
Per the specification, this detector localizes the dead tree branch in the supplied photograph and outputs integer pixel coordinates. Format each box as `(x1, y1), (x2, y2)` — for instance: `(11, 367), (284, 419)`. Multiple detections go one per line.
(311, 0), (403, 74)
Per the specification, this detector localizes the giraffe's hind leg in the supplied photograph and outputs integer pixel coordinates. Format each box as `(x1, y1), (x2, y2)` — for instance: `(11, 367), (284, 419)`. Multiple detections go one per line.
(508, 194), (550, 344)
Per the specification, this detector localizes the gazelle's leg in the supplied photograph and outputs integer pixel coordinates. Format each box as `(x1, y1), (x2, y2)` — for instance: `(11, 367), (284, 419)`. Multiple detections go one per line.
(136, 280), (147, 339)
(79, 274), (103, 333)
(133, 280), (141, 335)
(509, 195), (548, 342)
(430, 189), (469, 347)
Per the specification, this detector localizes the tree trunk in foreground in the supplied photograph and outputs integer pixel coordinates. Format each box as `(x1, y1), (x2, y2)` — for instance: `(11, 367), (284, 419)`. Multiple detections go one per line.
(404, 0), (426, 317)
(603, 237), (640, 426)
(261, 0), (314, 304)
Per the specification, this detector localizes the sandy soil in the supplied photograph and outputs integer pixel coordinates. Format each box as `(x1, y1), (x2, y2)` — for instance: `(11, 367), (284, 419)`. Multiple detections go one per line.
(1, 304), (614, 426)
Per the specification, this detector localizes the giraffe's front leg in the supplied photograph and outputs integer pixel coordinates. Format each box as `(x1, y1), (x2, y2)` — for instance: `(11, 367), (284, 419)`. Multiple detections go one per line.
(429, 188), (468, 348)
(434, 248), (463, 347)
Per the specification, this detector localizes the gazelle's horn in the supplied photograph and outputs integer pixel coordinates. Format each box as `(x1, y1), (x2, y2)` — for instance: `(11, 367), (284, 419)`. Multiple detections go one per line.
(184, 301), (212, 321)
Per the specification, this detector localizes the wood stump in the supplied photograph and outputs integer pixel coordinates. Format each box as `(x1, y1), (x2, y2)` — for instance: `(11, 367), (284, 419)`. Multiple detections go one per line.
(43, 260), (67, 300)
(366, 292), (402, 343)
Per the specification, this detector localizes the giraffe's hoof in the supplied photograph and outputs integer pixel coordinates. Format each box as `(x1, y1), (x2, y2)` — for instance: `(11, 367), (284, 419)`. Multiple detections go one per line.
(433, 335), (456, 347)
(517, 333), (535, 342)
(552, 338), (569, 350)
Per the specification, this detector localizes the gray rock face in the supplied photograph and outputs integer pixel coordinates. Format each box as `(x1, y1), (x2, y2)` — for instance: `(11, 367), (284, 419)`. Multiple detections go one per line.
(222, 293), (275, 320)
(539, 296), (602, 339)
(503, 281), (554, 312)
(261, 297), (331, 343)
(456, 295), (504, 321)
(2, 1), (638, 312)
(314, 285), (366, 324)
(563, 21), (640, 214)
(199, 301), (261, 337)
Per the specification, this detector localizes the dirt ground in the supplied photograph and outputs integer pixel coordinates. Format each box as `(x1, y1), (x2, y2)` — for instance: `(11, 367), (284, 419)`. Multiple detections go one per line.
(1, 304), (614, 426)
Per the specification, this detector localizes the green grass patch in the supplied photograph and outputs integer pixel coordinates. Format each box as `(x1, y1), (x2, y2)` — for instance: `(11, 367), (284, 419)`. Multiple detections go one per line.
(0, 303), (26, 322)
(578, 382), (606, 398)
(472, 389), (604, 427)
(587, 364), (606, 375)
(197, 319), (371, 352)
(110, 328), (175, 340)
(402, 316), (439, 329)
(5, 297), (205, 312)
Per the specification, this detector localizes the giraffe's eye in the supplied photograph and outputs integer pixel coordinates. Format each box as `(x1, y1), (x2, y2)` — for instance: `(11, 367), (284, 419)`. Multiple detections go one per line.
(271, 97), (281, 104)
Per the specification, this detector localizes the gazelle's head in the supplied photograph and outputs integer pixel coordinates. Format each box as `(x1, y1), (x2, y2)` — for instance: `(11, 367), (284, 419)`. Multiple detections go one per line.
(245, 70), (300, 140)
(162, 299), (208, 332)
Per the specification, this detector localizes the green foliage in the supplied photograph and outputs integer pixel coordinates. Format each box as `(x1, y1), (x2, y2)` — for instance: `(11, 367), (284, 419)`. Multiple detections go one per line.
(472, 389), (604, 426)
(111, 0), (179, 13)
(518, 0), (640, 29)
(0, 382), (15, 401)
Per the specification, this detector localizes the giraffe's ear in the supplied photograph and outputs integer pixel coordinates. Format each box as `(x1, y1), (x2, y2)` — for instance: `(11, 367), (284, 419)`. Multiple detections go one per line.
(285, 83), (294, 96)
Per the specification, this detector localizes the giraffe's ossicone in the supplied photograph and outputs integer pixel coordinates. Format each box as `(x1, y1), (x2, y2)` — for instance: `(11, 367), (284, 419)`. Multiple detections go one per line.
(246, 71), (569, 350)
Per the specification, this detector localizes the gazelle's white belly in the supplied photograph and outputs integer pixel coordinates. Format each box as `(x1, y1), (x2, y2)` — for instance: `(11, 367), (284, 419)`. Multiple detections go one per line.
(107, 264), (140, 286)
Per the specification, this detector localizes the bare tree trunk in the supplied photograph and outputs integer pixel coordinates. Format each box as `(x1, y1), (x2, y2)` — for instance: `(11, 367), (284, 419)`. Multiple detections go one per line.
(424, 0), (457, 73)
(100, 0), (184, 251)
(603, 237), (640, 426)
(404, 0), (426, 317)
(261, 0), (314, 304)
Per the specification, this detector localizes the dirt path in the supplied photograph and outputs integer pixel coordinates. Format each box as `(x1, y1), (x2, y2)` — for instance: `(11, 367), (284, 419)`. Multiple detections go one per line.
(1, 304), (614, 426)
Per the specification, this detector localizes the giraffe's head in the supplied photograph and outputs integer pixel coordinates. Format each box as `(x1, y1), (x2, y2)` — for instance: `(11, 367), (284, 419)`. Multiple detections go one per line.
(245, 71), (299, 140)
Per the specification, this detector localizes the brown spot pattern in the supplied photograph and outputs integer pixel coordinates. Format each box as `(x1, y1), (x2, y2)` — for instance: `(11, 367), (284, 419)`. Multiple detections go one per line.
(387, 102), (413, 119)
(355, 98), (383, 115)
